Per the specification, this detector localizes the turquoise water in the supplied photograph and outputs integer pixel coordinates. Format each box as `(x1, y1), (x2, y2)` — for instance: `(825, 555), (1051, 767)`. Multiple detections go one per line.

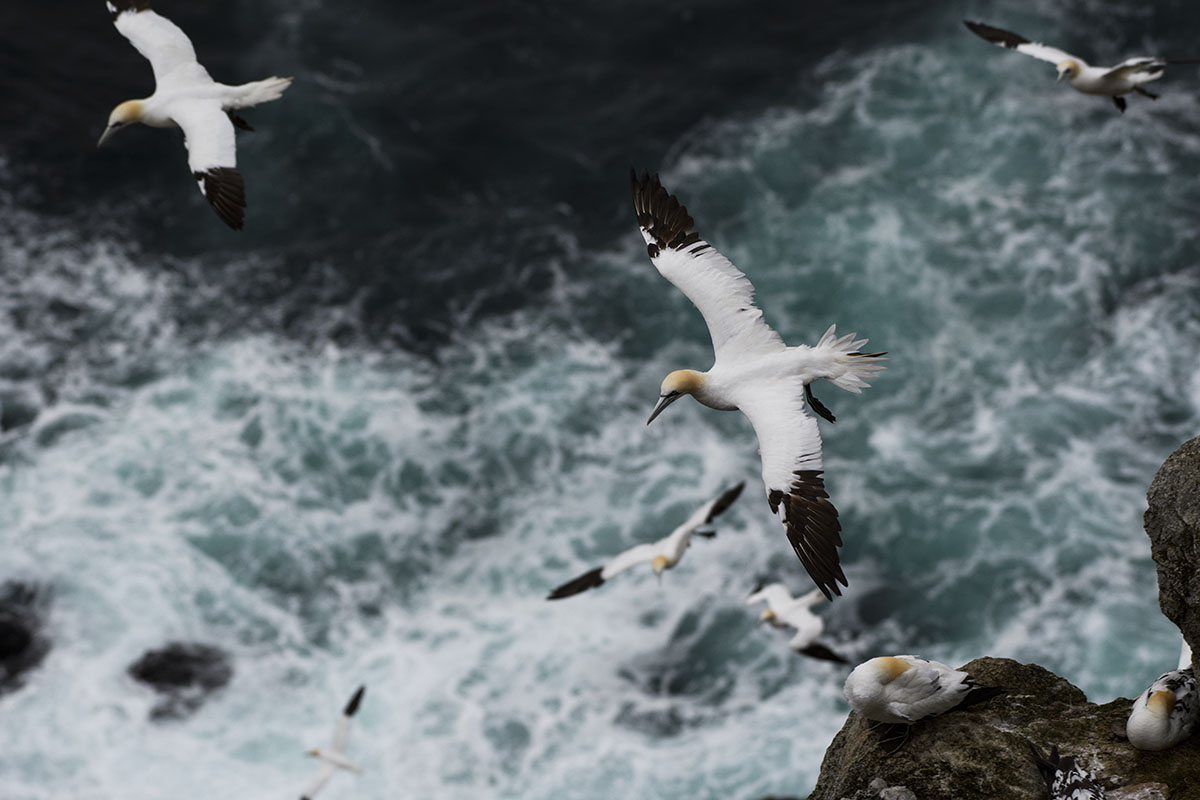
(3, 2), (1200, 798)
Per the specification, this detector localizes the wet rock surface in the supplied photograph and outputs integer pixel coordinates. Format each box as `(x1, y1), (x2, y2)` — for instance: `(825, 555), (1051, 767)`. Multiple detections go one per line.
(127, 641), (233, 720)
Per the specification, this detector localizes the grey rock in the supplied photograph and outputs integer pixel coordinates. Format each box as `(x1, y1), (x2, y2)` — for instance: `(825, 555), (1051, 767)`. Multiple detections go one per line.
(1144, 436), (1200, 672)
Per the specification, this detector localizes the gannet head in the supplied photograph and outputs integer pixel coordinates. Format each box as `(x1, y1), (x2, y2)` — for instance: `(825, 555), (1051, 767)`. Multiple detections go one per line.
(871, 656), (913, 685)
(758, 608), (777, 625)
(97, 100), (145, 147)
(647, 370), (705, 425)
(1147, 690), (1176, 716)
(651, 555), (669, 579)
(307, 748), (321, 758)
(1056, 60), (1080, 82)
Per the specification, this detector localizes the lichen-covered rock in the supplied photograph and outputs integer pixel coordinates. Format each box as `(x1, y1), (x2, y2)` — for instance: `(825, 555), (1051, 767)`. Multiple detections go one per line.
(808, 658), (1200, 800)
(1144, 436), (1200, 671)
(127, 641), (232, 720)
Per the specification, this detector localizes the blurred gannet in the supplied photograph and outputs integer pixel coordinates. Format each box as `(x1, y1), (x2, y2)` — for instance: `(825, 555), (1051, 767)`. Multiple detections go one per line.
(631, 170), (886, 600)
(546, 482), (744, 599)
(843, 656), (1004, 730)
(100, 0), (293, 229)
(746, 580), (847, 663)
(1126, 659), (1198, 751)
(301, 685), (365, 800)
(1027, 740), (1107, 800)
(964, 20), (1200, 113)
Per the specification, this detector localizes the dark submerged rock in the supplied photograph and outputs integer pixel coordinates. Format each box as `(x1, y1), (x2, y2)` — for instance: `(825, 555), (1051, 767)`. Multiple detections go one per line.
(0, 581), (50, 696)
(128, 641), (233, 720)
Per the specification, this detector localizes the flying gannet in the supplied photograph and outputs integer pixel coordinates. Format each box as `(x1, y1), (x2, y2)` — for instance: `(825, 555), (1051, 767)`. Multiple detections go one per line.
(964, 20), (1200, 113)
(1027, 740), (1107, 800)
(746, 580), (847, 663)
(1126, 639), (1198, 751)
(100, 0), (293, 229)
(301, 685), (366, 800)
(843, 656), (1003, 750)
(546, 482), (744, 599)
(631, 170), (886, 600)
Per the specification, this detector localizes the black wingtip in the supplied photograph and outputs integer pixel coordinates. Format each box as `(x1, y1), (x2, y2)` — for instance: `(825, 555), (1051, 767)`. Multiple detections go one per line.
(963, 20), (1030, 49)
(804, 384), (836, 424)
(227, 111), (255, 132)
(747, 577), (770, 597)
(956, 685), (1005, 712)
(547, 567), (605, 600)
(630, 169), (707, 258)
(195, 167), (246, 230)
(799, 642), (850, 664)
(343, 685), (365, 717)
(705, 481), (746, 523)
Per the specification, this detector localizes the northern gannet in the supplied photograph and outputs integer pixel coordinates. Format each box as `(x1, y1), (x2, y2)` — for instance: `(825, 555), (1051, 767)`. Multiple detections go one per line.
(1126, 657), (1198, 751)
(301, 685), (365, 800)
(843, 656), (1004, 729)
(746, 580), (847, 663)
(1027, 740), (1107, 800)
(964, 20), (1200, 113)
(100, 0), (293, 229)
(546, 482), (745, 599)
(631, 170), (886, 600)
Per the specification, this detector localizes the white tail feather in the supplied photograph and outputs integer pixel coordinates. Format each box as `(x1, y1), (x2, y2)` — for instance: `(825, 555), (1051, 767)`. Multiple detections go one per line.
(228, 76), (293, 109)
(813, 324), (886, 393)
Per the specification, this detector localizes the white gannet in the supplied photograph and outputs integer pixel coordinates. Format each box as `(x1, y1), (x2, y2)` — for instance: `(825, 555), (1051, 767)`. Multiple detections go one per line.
(546, 482), (744, 599)
(100, 0), (293, 229)
(1126, 652), (1198, 751)
(301, 685), (366, 800)
(843, 656), (1004, 727)
(964, 20), (1200, 113)
(746, 580), (847, 663)
(631, 170), (886, 600)
(1027, 740), (1107, 800)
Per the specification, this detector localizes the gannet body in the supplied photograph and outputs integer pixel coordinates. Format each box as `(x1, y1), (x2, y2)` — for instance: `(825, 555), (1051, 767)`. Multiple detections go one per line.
(746, 581), (846, 663)
(631, 170), (886, 599)
(843, 655), (1003, 726)
(1126, 665), (1198, 751)
(965, 20), (1200, 113)
(1027, 740), (1107, 800)
(301, 686), (366, 799)
(100, 0), (293, 229)
(546, 482), (744, 599)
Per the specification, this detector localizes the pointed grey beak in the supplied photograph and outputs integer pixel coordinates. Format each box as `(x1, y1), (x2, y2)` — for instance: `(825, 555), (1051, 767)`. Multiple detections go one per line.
(97, 126), (116, 148)
(1056, 71), (1066, 83)
(646, 393), (680, 425)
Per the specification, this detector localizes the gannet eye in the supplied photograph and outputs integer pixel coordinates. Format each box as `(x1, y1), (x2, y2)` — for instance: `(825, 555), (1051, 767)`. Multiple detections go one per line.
(662, 390), (681, 399)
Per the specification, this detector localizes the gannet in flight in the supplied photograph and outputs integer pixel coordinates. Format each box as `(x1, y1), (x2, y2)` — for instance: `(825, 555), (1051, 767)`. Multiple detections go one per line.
(100, 0), (293, 229)
(546, 482), (744, 599)
(301, 685), (365, 800)
(843, 655), (1003, 752)
(1027, 740), (1107, 800)
(631, 170), (885, 600)
(1126, 642), (1198, 751)
(964, 20), (1200, 113)
(746, 580), (847, 663)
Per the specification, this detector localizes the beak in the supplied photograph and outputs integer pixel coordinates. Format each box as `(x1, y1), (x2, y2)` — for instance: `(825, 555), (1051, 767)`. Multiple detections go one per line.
(646, 393), (680, 425)
(1056, 71), (1066, 83)
(97, 126), (116, 148)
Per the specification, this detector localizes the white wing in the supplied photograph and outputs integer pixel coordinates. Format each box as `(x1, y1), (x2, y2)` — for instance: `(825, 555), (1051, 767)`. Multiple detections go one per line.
(600, 543), (659, 580)
(746, 583), (795, 611)
(964, 21), (1080, 66)
(331, 686), (364, 752)
(108, 1), (206, 86)
(299, 764), (337, 800)
(172, 102), (246, 229)
(735, 384), (845, 600)
(631, 171), (785, 363)
(664, 482), (746, 554)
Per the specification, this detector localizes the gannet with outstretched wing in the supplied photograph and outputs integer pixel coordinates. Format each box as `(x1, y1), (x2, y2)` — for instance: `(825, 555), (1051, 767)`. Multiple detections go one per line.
(100, 0), (292, 229)
(746, 581), (846, 663)
(964, 20), (1200, 113)
(301, 686), (365, 800)
(546, 482), (744, 599)
(631, 170), (885, 600)
(1027, 740), (1107, 800)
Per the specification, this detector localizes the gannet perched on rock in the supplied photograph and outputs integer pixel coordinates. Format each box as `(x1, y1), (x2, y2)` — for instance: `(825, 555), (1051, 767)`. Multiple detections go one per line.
(1126, 644), (1198, 751)
(631, 170), (885, 600)
(301, 685), (365, 800)
(746, 580), (847, 663)
(1027, 740), (1107, 800)
(100, 0), (292, 229)
(964, 20), (1200, 113)
(546, 482), (744, 599)
(843, 656), (1004, 729)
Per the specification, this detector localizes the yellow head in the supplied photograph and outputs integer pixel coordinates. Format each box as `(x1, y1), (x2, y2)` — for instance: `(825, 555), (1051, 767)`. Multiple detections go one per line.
(651, 555), (669, 576)
(1056, 60), (1080, 82)
(874, 656), (913, 684)
(97, 100), (145, 147)
(1148, 690), (1175, 715)
(758, 608), (776, 624)
(647, 370), (704, 425)
(307, 748), (321, 757)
